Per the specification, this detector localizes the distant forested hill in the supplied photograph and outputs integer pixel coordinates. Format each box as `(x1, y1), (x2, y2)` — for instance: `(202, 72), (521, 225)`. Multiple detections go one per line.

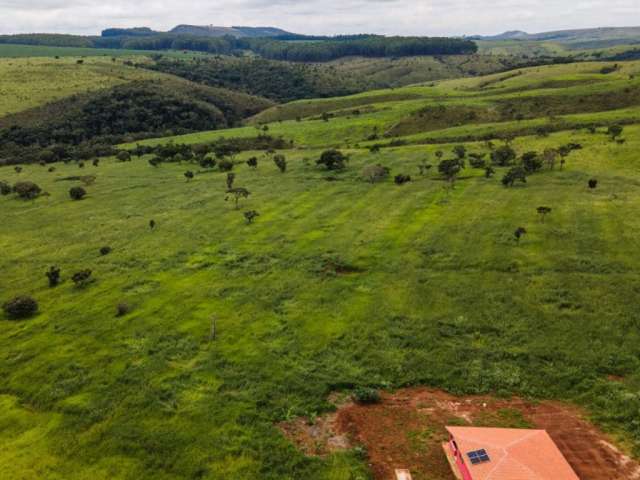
(0, 32), (478, 62)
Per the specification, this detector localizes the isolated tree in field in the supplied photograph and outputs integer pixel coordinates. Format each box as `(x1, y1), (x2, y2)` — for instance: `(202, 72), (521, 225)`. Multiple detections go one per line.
(514, 227), (527, 243)
(226, 172), (236, 190)
(72, 269), (92, 288)
(485, 166), (495, 178)
(362, 164), (390, 183)
(100, 246), (112, 256)
(273, 154), (287, 173)
(13, 181), (41, 200)
(394, 174), (411, 185)
(558, 145), (572, 170)
(317, 149), (348, 170)
(502, 166), (527, 187)
(149, 219), (156, 230)
(491, 145), (516, 166)
(69, 186), (87, 200)
(522, 151), (542, 173)
(438, 158), (465, 187)
(537, 206), (552, 222)
(184, 171), (195, 182)
(117, 151), (131, 162)
(46, 266), (61, 287)
(78, 161), (85, 169)
(244, 210), (260, 224)
(226, 187), (250, 209)
(608, 125), (624, 140)
(14, 166), (22, 173)
(92, 159), (100, 167)
(214, 144), (241, 162)
(453, 145), (467, 160)
(588, 179), (598, 189)
(246, 157), (258, 169)
(3, 295), (38, 320)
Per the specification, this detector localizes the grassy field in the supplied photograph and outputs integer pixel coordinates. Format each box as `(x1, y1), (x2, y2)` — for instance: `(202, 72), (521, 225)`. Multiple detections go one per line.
(0, 56), (168, 118)
(2, 61), (640, 479)
(0, 44), (164, 58)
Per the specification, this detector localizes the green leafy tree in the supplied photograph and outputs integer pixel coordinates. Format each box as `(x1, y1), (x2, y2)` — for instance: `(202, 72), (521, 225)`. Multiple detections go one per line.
(514, 227), (527, 243)
(453, 145), (467, 160)
(244, 210), (260, 224)
(522, 151), (542, 173)
(502, 166), (527, 187)
(226, 187), (250, 209)
(317, 149), (348, 170)
(45, 266), (61, 287)
(226, 173), (236, 190)
(438, 158), (465, 187)
(537, 206), (552, 222)
(491, 145), (517, 166)
(69, 186), (87, 200)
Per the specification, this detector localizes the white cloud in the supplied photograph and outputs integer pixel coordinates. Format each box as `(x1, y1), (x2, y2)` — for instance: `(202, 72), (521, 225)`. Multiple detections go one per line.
(0, 0), (638, 36)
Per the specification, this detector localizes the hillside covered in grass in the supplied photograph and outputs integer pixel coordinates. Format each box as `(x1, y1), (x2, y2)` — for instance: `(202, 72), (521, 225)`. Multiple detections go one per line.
(2, 60), (640, 479)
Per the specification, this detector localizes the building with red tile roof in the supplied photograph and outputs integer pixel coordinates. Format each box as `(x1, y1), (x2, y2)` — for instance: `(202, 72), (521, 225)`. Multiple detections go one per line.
(443, 426), (579, 480)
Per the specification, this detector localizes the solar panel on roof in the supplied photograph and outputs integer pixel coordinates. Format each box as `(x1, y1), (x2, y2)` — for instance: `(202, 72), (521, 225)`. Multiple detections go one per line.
(467, 449), (491, 465)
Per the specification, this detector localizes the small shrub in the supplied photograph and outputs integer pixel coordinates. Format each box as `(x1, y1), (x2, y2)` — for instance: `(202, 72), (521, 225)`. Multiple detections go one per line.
(45, 266), (61, 287)
(226, 173), (236, 190)
(353, 387), (381, 405)
(317, 149), (348, 170)
(502, 167), (527, 187)
(362, 164), (390, 183)
(273, 154), (287, 173)
(116, 302), (131, 317)
(588, 179), (598, 189)
(100, 246), (112, 256)
(184, 171), (195, 181)
(244, 210), (260, 224)
(72, 269), (92, 287)
(218, 160), (234, 172)
(394, 174), (411, 185)
(3, 296), (38, 320)
(246, 157), (258, 168)
(93, 159), (100, 167)
(0, 181), (11, 195)
(14, 166), (22, 173)
(48, 167), (56, 173)
(13, 181), (41, 200)
(117, 151), (131, 162)
(149, 219), (156, 230)
(69, 186), (87, 200)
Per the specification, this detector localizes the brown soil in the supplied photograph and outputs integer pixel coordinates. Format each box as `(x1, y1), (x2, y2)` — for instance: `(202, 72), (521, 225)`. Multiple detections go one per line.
(280, 388), (640, 480)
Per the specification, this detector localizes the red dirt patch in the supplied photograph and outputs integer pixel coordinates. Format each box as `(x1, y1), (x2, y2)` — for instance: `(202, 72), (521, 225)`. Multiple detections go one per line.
(280, 388), (640, 480)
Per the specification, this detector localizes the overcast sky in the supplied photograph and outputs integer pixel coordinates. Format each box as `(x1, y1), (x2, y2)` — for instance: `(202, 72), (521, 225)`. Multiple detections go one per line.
(1, 0), (639, 37)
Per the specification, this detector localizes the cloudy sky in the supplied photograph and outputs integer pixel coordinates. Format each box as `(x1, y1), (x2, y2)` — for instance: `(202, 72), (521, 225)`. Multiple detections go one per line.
(1, 0), (639, 36)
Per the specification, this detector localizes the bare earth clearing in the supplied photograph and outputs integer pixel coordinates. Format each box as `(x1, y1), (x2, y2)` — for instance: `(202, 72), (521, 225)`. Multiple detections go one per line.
(280, 388), (640, 480)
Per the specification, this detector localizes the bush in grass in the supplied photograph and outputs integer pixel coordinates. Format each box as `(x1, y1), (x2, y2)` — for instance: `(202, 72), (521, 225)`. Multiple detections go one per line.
(588, 179), (598, 189)
(246, 157), (258, 169)
(394, 174), (411, 185)
(3, 296), (38, 320)
(100, 246), (112, 256)
(273, 154), (287, 173)
(45, 266), (61, 287)
(0, 181), (11, 195)
(226, 172), (236, 190)
(317, 149), (348, 170)
(92, 159), (100, 167)
(69, 186), (87, 200)
(14, 166), (22, 173)
(13, 181), (41, 200)
(468, 153), (486, 169)
(72, 269), (92, 287)
(353, 387), (381, 404)
(199, 157), (216, 169)
(362, 164), (390, 183)
(116, 302), (131, 317)
(117, 151), (132, 162)
(218, 159), (234, 172)
(184, 171), (195, 182)
(244, 210), (260, 224)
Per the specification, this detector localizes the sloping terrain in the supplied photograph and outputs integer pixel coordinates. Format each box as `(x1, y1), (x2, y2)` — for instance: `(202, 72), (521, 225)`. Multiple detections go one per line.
(2, 60), (640, 480)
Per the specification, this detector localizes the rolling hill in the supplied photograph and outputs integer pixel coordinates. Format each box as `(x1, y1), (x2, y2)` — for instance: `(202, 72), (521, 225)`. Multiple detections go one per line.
(169, 25), (293, 38)
(2, 59), (640, 479)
